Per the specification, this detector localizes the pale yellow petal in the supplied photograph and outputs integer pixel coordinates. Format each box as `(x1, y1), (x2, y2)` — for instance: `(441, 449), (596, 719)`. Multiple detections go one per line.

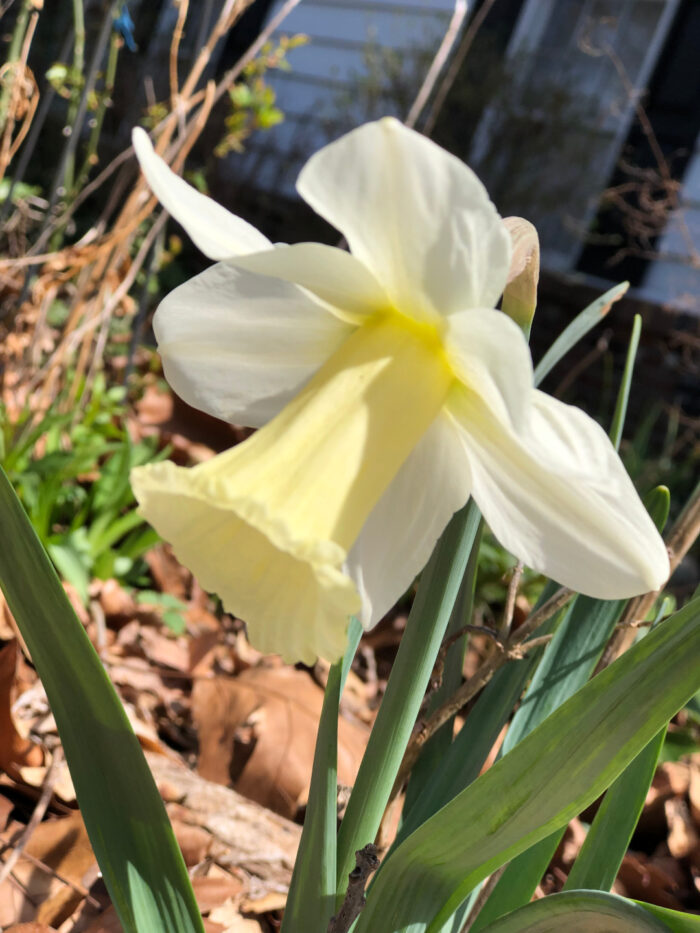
(154, 262), (353, 427)
(450, 388), (669, 598)
(230, 243), (390, 323)
(133, 312), (455, 662)
(297, 117), (511, 322)
(132, 127), (270, 259)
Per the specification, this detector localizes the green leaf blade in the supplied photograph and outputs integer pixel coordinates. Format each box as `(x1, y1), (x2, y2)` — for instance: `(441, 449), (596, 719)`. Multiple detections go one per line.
(354, 596), (700, 933)
(477, 891), (671, 932)
(0, 467), (204, 933)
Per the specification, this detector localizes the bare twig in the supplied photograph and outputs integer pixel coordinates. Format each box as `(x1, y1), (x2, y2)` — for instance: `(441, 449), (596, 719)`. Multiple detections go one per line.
(423, 0), (499, 136)
(211, 0), (304, 108)
(499, 561), (523, 641)
(405, 0), (468, 130)
(390, 587), (573, 799)
(169, 0), (190, 112)
(599, 482), (700, 668)
(327, 844), (380, 933)
(461, 864), (508, 932)
(0, 10), (39, 182)
(0, 747), (63, 888)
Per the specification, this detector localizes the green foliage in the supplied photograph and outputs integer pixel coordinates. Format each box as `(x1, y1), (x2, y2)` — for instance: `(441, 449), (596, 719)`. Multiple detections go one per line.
(0, 177), (42, 204)
(354, 596), (700, 933)
(0, 466), (204, 933)
(215, 35), (307, 157)
(134, 589), (189, 634)
(623, 404), (699, 514)
(0, 373), (165, 602)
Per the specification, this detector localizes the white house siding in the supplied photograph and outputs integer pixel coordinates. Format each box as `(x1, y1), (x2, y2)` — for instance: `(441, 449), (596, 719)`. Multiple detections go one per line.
(641, 142), (700, 313)
(469, 0), (681, 273)
(230, 0), (456, 195)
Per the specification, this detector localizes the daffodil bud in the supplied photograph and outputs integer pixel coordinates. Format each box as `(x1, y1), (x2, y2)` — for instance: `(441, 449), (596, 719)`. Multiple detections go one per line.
(502, 216), (540, 332)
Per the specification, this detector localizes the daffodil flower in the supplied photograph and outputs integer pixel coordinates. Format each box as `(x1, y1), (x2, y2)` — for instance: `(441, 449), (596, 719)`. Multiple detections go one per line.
(130, 118), (669, 664)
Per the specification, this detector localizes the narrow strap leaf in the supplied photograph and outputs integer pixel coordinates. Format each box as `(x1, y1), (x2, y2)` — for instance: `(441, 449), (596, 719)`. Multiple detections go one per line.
(0, 467), (204, 933)
(476, 890), (671, 932)
(281, 617), (363, 933)
(564, 728), (665, 892)
(610, 313), (642, 451)
(353, 596), (700, 933)
(533, 282), (629, 387)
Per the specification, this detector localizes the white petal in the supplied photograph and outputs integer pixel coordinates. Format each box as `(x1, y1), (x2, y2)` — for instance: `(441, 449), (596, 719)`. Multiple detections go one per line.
(132, 127), (270, 259)
(450, 389), (669, 598)
(297, 117), (511, 321)
(444, 308), (534, 427)
(230, 242), (389, 322)
(345, 413), (471, 629)
(154, 262), (354, 427)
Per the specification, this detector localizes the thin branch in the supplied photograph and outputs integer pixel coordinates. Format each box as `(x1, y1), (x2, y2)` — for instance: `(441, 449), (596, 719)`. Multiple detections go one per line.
(0, 747), (63, 887)
(423, 0), (500, 136)
(461, 864), (508, 932)
(211, 0), (304, 108)
(327, 844), (380, 933)
(169, 0), (190, 111)
(499, 560), (524, 641)
(405, 0), (468, 130)
(599, 481), (700, 668)
(390, 587), (573, 798)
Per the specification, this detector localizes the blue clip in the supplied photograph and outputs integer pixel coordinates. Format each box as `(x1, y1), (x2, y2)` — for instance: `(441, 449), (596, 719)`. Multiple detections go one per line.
(114, 4), (137, 53)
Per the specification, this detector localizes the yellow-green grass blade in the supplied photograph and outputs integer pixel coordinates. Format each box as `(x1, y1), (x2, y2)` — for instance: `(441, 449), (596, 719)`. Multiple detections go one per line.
(0, 467), (203, 933)
(609, 314), (642, 451)
(477, 891), (674, 932)
(393, 581), (566, 851)
(281, 617), (362, 933)
(353, 596), (700, 933)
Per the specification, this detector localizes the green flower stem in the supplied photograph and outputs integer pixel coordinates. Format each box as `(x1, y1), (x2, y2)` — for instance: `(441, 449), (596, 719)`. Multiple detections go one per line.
(73, 29), (121, 198)
(0, 0), (32, 125)
(282, 618), (362, 933)
(402, 517), (483, 820)
(63, 0), (86, 194)
(335, 498), (482, 898)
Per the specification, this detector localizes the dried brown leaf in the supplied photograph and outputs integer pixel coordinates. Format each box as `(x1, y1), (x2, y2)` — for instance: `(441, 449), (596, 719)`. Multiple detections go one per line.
(193, 667), (367, 818)
(0, 640), (44, 778)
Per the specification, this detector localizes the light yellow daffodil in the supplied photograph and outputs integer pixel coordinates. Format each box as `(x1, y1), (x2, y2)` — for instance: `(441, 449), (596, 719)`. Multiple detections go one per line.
(130, 118), (669, 664)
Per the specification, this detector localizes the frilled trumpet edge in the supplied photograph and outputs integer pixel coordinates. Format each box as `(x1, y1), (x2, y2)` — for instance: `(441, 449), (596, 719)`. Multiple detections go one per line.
(131, 461), (361, 664)
(132, 313), (455, 662)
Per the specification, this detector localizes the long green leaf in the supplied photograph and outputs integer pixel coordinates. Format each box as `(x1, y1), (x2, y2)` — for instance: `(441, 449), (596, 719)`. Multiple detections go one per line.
(637, 902), (700, 932)
(533, 282), (628, 387)
(0, 467), (204, 933)
(477, 891), (671, 932)
(564, 728), (665, 892)
(281, 617), (362, 933)
(353, 596), (700, 933)
(393, 581), (566, 850)
(473, 486), (671, 929)
(335, 499), (482, 896)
